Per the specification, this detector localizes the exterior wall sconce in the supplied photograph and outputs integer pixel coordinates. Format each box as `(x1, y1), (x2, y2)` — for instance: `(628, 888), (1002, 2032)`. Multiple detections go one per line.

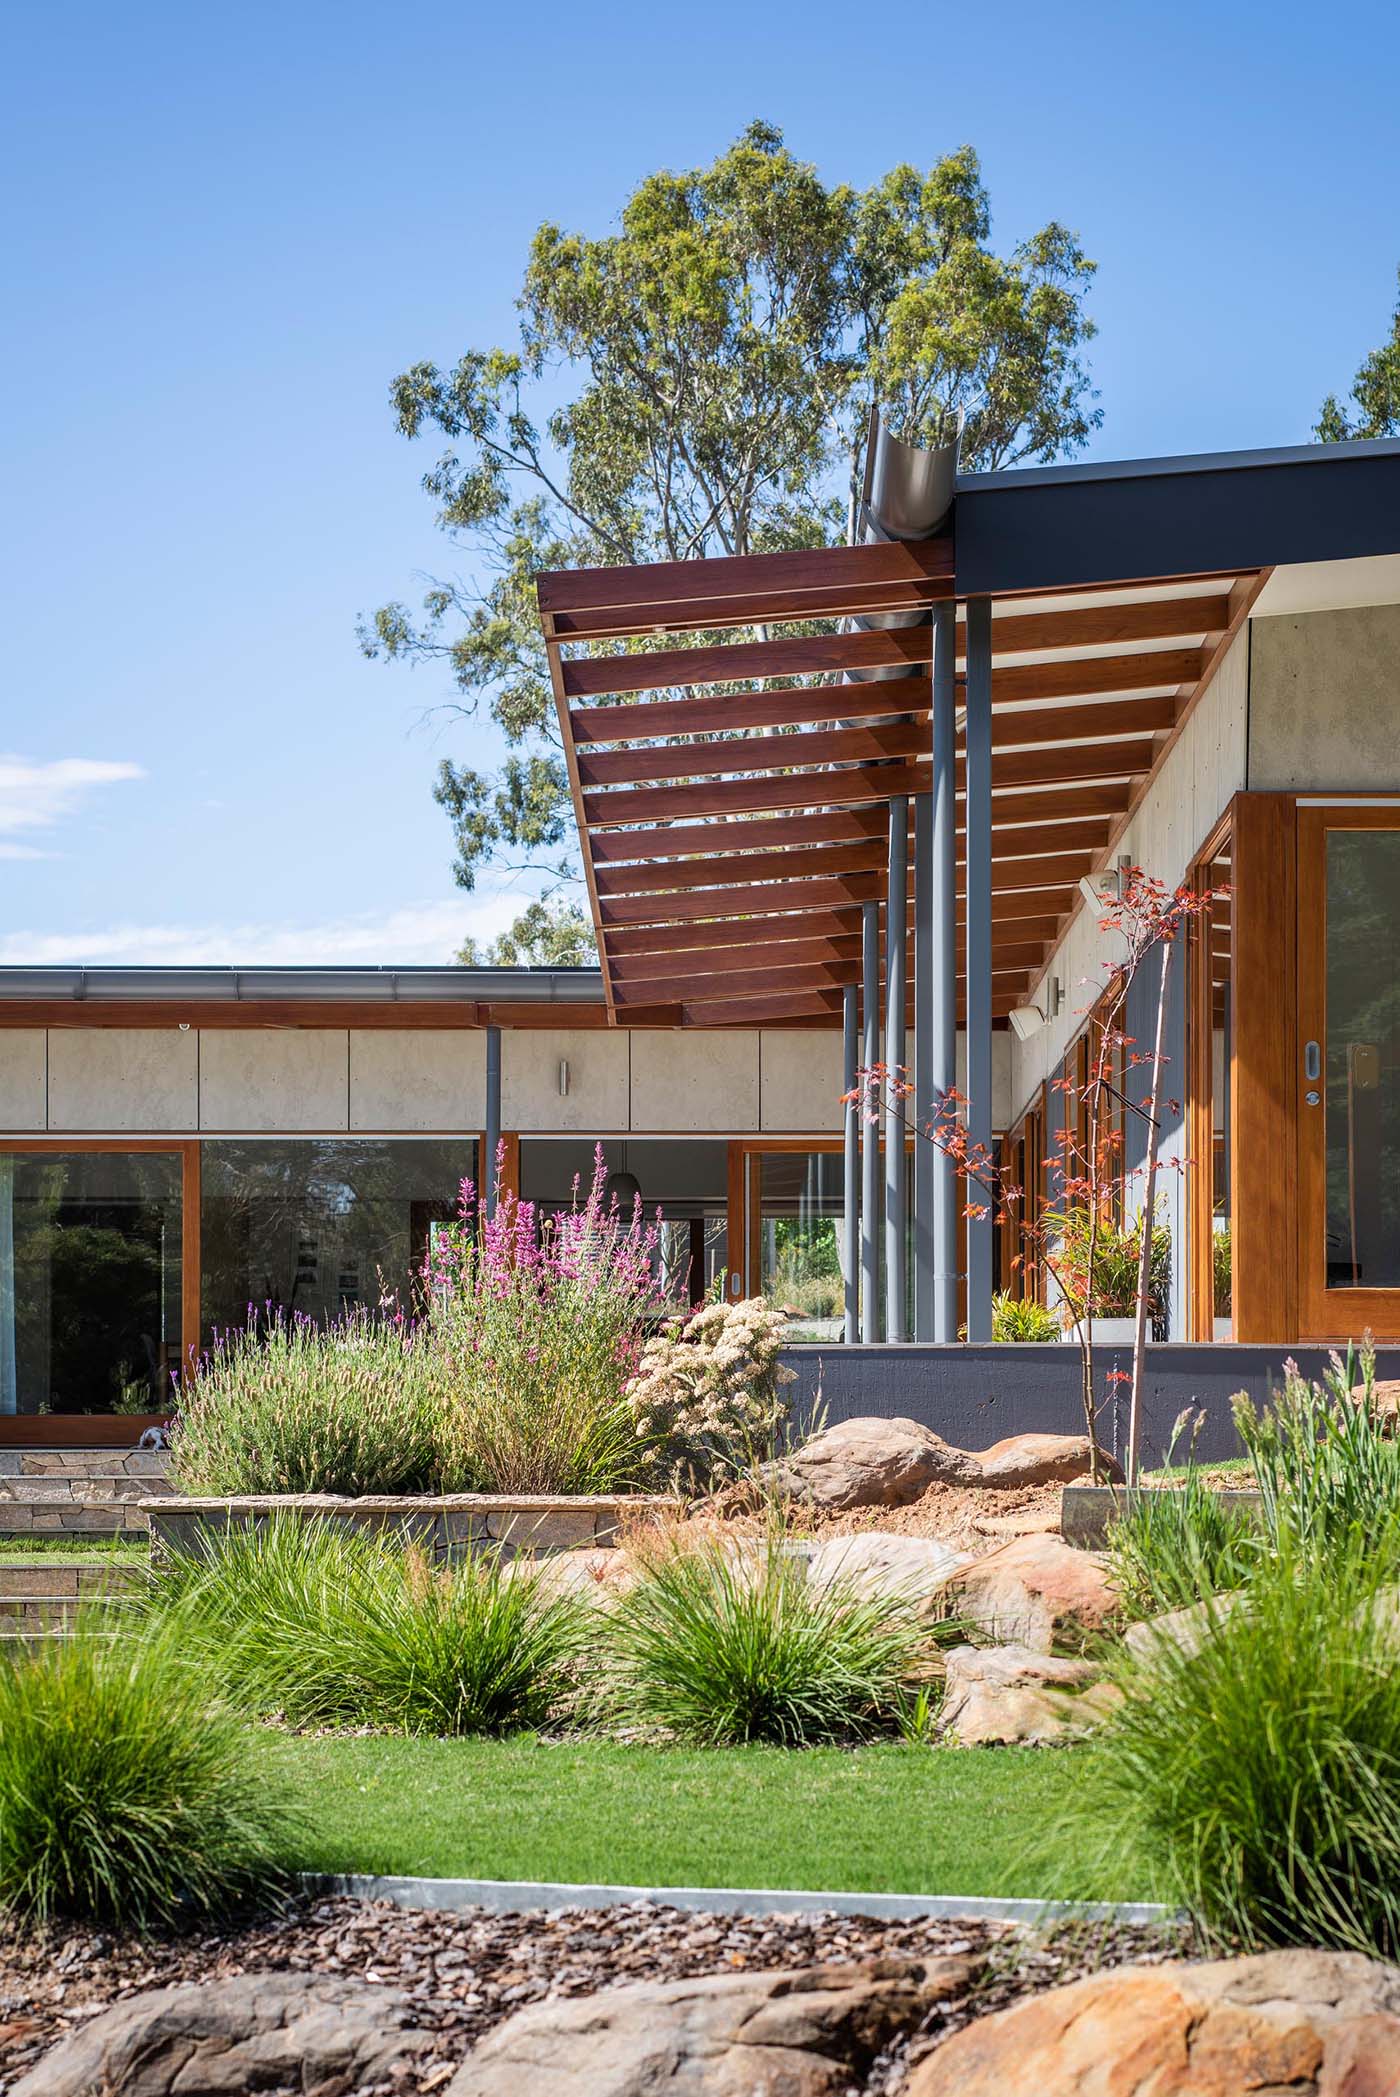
(558, 1058), (570, 1097)
(1008, 974), (1063, 1042)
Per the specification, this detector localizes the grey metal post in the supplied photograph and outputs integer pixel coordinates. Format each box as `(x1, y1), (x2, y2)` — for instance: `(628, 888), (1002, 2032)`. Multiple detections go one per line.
(483, 1024), (502, 1218)
(964, 596), (994, 1339)
(884, 797), (908, 1340)
(912, 791), (935, 1340)
(931, 599), (960, 1340)
(860, 899), (880, 1341)
(842, 984), (859, 1343)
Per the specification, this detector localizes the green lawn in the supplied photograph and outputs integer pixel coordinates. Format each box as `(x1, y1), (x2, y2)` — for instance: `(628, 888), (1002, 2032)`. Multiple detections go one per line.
(264, 1733), (1149, 1903)
(0, 1538), (150, 1560)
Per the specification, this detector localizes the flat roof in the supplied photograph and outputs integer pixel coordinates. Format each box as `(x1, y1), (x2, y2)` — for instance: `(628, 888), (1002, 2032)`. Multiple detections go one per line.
(0, 965), (607, 1004)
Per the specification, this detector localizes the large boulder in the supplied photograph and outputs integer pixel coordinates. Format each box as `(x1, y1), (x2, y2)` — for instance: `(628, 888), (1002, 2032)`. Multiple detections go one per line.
(1123, 1588), (1248, 1663)
(15, 1972), (434, 2097)
(806, 1532), (970, 1615)
(449, 1954), (977, 2096)
(938, 1643), (1117, 1746)
(975, 1432), (1122, 1488)
(950, 1533), (1119, 1652)
(765, 1416), (980, 1511)
(906, 1948), (1400, 2095)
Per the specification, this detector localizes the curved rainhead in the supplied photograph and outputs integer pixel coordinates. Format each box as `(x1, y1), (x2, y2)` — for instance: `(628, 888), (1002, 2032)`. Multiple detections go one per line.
(844, 416), (959, 680)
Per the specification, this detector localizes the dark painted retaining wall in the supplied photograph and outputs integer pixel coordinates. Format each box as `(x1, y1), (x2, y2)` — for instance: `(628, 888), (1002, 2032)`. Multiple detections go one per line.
(776, 1344), (1400, 1467)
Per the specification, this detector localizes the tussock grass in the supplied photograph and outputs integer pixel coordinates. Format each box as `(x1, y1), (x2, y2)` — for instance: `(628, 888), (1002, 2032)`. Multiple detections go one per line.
(0, 1617), (297, 1929)
(154, 1517), (589, 1736)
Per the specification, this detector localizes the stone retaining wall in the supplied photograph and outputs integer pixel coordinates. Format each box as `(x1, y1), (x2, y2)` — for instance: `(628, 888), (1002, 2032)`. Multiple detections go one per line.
(143, 1493), (679, 1563)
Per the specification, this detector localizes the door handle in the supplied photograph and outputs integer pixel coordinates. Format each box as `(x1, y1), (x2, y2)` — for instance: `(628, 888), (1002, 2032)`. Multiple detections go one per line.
(1304, 1040), (1321, 1082)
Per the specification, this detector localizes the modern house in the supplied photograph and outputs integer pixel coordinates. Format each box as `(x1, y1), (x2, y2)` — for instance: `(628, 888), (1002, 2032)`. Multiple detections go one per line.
(3, 429), (1400, 1442)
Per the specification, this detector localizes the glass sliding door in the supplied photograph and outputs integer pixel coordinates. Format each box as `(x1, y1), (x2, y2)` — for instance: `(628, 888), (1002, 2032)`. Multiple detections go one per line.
(200, 1138), (477, 1341)
(1189, 826), (1233, 1338)
(518, 1138), (729, 1308)
(0, 1148), (183, 1421)
(749, 1146), (846, 1341)
(1298, 808), (1400, 1335)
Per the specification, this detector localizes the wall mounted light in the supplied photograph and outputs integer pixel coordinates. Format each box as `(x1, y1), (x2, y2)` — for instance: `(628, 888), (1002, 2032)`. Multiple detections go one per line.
(558, 1058), (570, 1097)
(1008, 1003), (1045, 1042)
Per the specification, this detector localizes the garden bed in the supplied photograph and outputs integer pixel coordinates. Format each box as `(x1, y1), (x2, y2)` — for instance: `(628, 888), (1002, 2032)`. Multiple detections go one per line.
(141, 1492), (680, 1562)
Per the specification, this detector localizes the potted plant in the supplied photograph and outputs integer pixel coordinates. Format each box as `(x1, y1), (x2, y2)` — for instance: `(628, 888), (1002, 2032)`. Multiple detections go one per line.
(1045, 1206), (1171, 1348)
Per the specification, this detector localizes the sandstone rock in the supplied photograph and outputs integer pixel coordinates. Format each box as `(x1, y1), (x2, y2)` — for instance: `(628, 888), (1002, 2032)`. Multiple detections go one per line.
(806, 1532), (970, 1615)
(1359, 1377), (1400, 1432)
(906, 1947), (1400, 2096)
(15, 1972), (433, 2097)
(765, 1416), (980, 1511)
(975, 1432), (1123, 1488)
(1123, 1587), (1248, 1663)
(508, 1546), (639, 1605)
(950, 1532), (1119, 1652)
(450, 1954), (976, 2096)
(938, 1643), (1117, 1746)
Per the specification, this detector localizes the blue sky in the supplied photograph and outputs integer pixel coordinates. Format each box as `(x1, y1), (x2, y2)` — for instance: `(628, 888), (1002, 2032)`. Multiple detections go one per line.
(3, 0), (1397, 965)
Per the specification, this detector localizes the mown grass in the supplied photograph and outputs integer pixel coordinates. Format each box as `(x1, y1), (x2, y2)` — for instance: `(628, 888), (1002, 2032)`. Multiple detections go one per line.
(263, 1732), (1151, 1902)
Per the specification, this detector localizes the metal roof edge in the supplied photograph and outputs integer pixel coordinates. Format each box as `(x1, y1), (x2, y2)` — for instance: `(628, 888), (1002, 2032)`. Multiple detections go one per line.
(955, 433), (1400, 495)
(0, 964), (608, 1004)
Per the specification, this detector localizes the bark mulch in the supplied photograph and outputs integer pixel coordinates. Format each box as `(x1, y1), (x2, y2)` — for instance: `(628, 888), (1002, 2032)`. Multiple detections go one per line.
(0, 1892), (1190, 2095)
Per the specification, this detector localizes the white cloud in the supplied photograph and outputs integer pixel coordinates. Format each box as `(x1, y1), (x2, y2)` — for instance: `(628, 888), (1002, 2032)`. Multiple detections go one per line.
(0, 894), (528, 968)
(0, 756), (144, 846)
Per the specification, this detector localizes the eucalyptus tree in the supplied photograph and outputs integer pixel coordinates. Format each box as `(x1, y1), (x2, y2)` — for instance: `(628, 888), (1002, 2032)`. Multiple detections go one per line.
(361, 122), (1101, 952)
(1317, 268), (1400, 441)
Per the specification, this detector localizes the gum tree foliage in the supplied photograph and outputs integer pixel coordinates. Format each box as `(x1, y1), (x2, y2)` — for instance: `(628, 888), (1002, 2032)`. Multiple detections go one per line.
(361, 123), (1101, 957)
(1316, 268), (1400, 441)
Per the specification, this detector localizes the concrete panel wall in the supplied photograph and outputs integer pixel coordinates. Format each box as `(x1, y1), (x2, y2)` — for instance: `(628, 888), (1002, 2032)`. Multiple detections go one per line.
(0, 1032), (46, 1131)
(629, 1029), (760, 1132)
(759, 1031), (844, 1132)
(1008, 625), (1249, 1126)
(198, 1030), (349, 1131)
(503, 1028), (629, 1132)
(47, 1029), (198, 1132)
(1249, 602), (1400, 790)
(349, 1030), (486, 1132)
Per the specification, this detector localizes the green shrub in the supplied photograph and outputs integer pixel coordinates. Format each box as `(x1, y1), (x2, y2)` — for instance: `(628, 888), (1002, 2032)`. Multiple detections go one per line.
(1235, 1341), (1400, 1563)
(990, 1291), (1061, 1342)
(1107, 1467), (1258, 1619)
(605, 1528), (931, 1746)
(171, 1307), (443, 1497)
(1048, 1206), (1171, 1321)
(1074, 1527), (1400, 1955)
(157, 1518), (588, 1736)
(0, 1618), (296, 1929)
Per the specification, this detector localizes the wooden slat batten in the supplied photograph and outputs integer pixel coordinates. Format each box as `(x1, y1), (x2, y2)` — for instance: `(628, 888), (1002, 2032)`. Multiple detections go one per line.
(562, 624), (938, 700)
(571, 675), (931, 746)
(581, 734), (1160, 801)
(537, 536), (954, 625)
(590, 812), (1113, 868)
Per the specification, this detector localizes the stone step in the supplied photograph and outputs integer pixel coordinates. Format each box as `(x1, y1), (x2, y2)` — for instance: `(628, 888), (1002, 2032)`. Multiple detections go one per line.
(0, 1501), (149, 1535)
(1, 1450), (171, 1479)
(0, 1593), (138, 1628)
(0, 1561), (145, 1597)
(0, 1476), (174, 1504)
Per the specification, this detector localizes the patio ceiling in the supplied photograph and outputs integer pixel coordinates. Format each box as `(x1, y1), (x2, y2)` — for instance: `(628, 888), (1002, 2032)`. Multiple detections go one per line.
(538, 539), (1261, 1027)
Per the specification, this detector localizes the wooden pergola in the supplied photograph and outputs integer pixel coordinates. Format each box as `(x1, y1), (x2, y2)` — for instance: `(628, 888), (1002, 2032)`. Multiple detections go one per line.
(537, 541), (1260, 1029)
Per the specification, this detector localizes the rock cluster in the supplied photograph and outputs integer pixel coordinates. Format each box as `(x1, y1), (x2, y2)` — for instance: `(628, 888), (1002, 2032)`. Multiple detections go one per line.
(764, 1417), (1119, 1512)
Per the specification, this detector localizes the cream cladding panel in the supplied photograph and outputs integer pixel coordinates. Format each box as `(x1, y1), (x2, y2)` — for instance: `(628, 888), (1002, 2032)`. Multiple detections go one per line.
(0, 1031), (46, 1130)
(759, 1031), (845, 1132)
(502, 1028), (629, 1132)
(629, 1030), (759, 1131)
(349, 1031), (486, 1131)
(1249, 604), (1400, 791)
(199, 1031), (349, 1131)
(48, 1028), (198, 1132)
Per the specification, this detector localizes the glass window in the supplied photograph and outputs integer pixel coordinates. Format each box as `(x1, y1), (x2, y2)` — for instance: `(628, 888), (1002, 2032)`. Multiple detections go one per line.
(0, 1149), (182, 1419)
(200, 1139), (476, 1340)
(1324, 832), (1400, 1288)
(757, 1150), (845, 1341)
(519, 1138), (728, 1308)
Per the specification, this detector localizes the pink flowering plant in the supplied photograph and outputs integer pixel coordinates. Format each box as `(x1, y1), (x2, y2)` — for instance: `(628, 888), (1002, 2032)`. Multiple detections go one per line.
(423, 1146), (668, 1495)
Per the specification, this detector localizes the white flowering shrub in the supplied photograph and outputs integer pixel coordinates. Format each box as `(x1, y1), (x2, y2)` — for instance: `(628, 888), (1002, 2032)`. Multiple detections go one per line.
(626, 1297), (797, 1491)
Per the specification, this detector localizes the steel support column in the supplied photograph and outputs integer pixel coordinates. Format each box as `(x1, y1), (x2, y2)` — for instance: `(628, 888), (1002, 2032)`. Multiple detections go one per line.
(860, 898), (880, 1342)
(930, 599), (960, 1340)
(964, 596), (995, 1340)
(842, 983), (859, 1344)
(884, 796), (909, 1340)
(912, 790), (935, 1340)
(484, 1024), (502, 1219)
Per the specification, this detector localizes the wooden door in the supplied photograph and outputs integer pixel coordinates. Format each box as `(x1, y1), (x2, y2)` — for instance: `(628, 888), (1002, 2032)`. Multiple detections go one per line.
(1298, 806), (1400, 1337)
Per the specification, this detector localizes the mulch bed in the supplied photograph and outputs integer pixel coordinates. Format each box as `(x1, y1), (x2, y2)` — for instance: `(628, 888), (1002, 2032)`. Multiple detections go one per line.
(0, 1892), (1190, 2094)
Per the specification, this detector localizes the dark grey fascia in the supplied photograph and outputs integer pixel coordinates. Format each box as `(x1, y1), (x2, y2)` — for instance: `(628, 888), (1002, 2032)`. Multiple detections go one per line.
(953, 435), (1400, 597)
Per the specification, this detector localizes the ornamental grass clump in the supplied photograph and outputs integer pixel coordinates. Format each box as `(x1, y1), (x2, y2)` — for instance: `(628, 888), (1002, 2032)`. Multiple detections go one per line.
(170, 1304), (442, 1497)
(424, 1151), (666, 1495)
(156, 1516), (588, 1736)
(626, 1297), (796, 1490)
(1108, 1411), (1259, 1619)
(0, 1617), (297, 1929)
(1073, 1525), (1400, 1956)
(606, 1526), (931, 1746)
(1234, 1340), (1400, 1564)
